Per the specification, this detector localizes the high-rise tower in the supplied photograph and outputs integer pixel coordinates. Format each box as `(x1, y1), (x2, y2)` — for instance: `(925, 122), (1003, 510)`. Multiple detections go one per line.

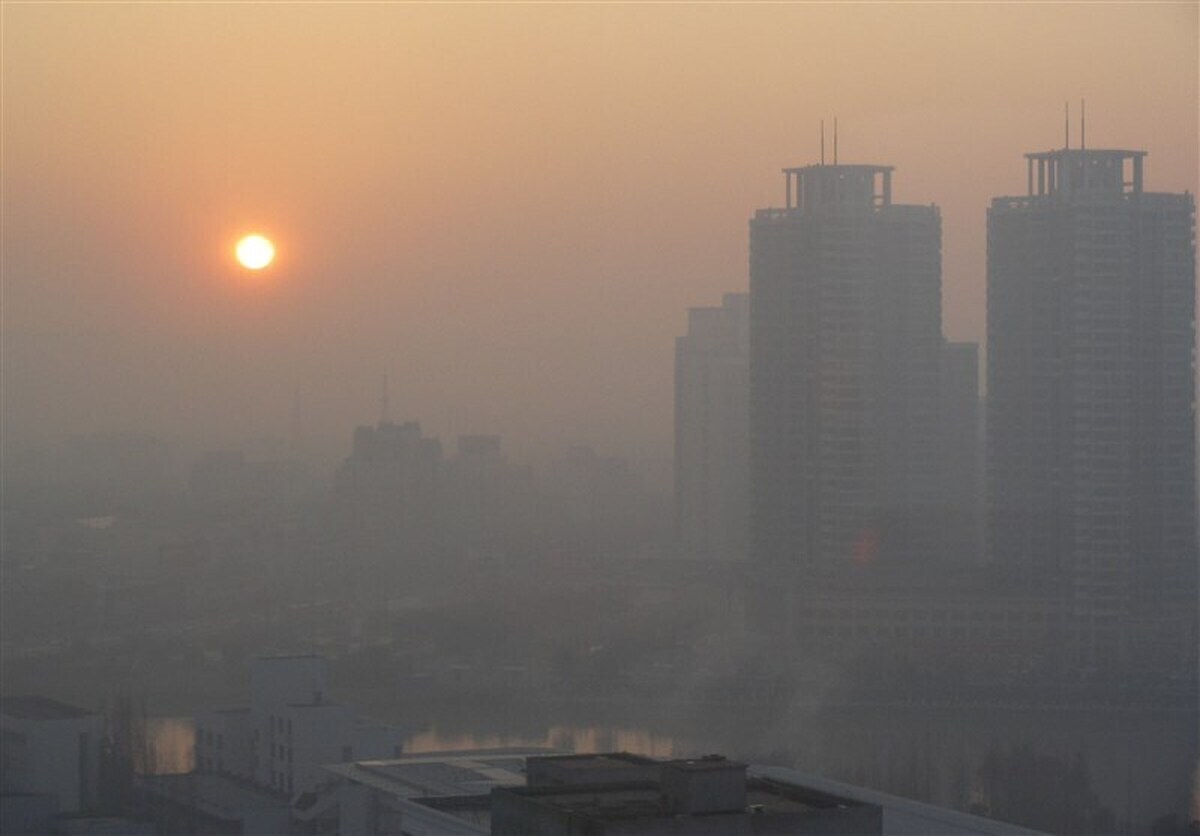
(749, 164), (942, 571)
(987, 147), (1197, 668)
(675, 292), (750, 559)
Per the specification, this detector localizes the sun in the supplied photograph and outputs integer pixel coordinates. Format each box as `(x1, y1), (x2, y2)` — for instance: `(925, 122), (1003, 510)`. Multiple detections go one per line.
(235, 234), (275, 270)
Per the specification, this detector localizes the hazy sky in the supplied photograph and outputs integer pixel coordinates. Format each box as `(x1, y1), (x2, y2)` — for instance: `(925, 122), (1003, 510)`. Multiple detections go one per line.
(3, 3), (1196, 474)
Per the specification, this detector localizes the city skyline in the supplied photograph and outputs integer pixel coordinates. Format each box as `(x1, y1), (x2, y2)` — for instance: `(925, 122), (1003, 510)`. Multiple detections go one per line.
(3, 6), (1197, 831)
(3, 4), (1196, 473)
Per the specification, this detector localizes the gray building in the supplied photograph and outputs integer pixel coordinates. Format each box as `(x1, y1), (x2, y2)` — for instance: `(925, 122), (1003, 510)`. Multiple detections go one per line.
(987, 146), (1197, 670)
(334, 421), (443, 578)
(750, 163), (942, 572)
(939, 340), (982, 564)
(316, 750), (1043, 835)
(675, 292), (750, 560)
(443, 435), (535, 561)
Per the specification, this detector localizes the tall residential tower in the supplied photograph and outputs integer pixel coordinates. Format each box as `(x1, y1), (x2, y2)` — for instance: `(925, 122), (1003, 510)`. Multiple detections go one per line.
(750, 164), (942, 572)
(987, 146), (1197, 668)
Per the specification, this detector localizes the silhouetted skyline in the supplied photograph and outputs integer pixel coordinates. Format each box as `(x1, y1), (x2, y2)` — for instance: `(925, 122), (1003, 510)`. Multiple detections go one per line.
(3, 5), (1196, 474)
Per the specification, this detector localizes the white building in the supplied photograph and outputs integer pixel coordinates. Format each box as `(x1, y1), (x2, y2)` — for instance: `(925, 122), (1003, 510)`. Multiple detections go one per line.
(194, 655), (404, 799)
(1, 696), (103, 830)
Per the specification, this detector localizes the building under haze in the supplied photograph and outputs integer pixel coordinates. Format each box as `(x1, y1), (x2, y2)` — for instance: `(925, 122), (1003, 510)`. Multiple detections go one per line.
(939, 340), (983, 564)
(192, 656), (403, 798)
(0, 697), (102, 829)
(749, 163), (942, 572)
(443, 435), (535, 560)
(987, 146), (1197, 670)
(334, 421), (443, 576)
(674, 292), (749, 560)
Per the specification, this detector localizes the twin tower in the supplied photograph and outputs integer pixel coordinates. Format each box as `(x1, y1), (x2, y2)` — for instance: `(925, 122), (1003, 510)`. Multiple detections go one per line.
(681, 146), (1196, 633)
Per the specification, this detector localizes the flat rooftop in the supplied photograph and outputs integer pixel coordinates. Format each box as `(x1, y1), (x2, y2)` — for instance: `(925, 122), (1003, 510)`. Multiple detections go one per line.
(531, 752), (657, 771)
(325, 749), (557, 799)
(1, 696), (94, 721)
(505, 779), (832, 820)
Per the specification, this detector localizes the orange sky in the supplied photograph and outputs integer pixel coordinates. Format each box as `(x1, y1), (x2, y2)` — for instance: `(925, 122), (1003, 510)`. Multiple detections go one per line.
(3, 3), (1197, 476)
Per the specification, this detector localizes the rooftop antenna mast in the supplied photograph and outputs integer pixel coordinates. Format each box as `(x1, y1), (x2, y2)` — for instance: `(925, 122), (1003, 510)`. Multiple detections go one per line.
(833, 117), (839, 164)
(821, 120), (825, 165)
(1064, 101), (1070, 150)
(1080, 98), (1086, 150)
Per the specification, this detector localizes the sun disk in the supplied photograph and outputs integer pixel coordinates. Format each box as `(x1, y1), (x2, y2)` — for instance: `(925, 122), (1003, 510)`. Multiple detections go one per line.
(236, 234), (275, 270)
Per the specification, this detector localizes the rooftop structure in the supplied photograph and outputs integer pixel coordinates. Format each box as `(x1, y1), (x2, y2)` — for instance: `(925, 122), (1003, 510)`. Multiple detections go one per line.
(316, 750), (1045, 835)
(324, 749), (556, 835)
(0, 697), (95, 722)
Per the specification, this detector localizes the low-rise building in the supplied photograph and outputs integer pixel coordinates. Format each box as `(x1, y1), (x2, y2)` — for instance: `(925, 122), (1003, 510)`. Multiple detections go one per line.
(0, 696), (102, 814)
(193, 656), (404, 798)
(321, 750), (1044, 836)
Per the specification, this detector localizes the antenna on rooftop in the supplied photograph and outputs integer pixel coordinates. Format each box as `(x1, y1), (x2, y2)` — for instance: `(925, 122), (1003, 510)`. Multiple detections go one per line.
(1064, 101), (1070, 150)
(821, 120), (825, 165)
(1081, 98), (1086, 150)
(834, 118), (839, 164)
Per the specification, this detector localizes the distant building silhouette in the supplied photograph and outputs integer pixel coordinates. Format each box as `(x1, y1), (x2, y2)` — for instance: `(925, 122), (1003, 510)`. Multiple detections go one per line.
(443, 434), (534, 560)
(674, 292), (749, 560)
(334, 421), (442, 574)
(749, 163), (942, 572)
(987, 146), (1197, 670)
(544, 446), (652, 556)
(188, 449), (309, 512)
(60, 432), (173, 509)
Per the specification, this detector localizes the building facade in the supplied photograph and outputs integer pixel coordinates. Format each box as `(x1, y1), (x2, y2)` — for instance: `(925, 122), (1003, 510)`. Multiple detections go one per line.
(939, 340), (983, 564)
(674, 292), (750, 560)
(0, 697), (102, 818)
(334, 421), (443, 579)
(987, 147), (1197, 669)
(750, 164), (942, 572)
(193, 656), (404, 799)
